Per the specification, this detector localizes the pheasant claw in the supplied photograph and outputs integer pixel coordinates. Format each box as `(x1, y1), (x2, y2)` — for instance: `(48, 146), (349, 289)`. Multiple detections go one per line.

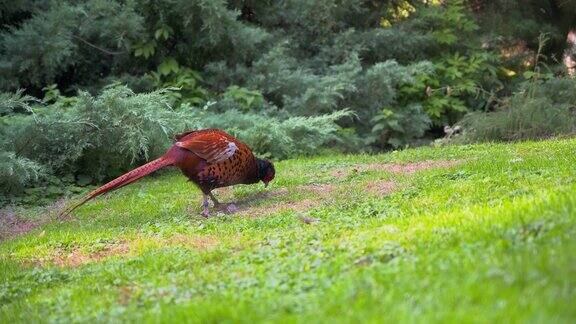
(201, 208), (211, 218)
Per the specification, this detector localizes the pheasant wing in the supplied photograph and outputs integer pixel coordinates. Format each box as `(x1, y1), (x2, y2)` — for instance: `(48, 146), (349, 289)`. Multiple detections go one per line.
(175, 130), (239, 164)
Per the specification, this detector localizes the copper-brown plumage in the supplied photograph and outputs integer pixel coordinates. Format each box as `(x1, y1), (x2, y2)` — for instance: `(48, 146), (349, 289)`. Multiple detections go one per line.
(61, 129), (275, 217)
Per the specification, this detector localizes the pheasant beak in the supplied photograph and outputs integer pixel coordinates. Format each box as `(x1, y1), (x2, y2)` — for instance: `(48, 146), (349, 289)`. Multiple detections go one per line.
(264, 181), (269, 188)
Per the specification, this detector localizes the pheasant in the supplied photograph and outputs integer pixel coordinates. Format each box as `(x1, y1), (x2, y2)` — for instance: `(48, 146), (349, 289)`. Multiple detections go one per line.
(61, 129), (275, 217)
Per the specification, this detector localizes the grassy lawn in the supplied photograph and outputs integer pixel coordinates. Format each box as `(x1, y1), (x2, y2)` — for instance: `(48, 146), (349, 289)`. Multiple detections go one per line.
(1, 138), (575, 323)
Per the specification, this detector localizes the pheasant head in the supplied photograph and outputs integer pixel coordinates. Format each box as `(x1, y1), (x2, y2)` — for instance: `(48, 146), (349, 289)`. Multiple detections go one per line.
(257, 158), (275, 187)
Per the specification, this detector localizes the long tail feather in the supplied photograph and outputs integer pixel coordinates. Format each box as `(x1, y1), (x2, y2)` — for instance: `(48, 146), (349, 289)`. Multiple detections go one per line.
(60, 156), (174, 217)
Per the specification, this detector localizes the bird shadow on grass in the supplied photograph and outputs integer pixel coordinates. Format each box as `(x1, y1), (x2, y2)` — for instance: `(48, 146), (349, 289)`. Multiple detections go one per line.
(233, 188), (290, 207)
(228, 186), (330, 217)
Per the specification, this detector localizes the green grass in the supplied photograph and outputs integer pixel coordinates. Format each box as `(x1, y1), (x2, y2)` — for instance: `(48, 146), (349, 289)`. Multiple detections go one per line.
(1, 138), (576, 323)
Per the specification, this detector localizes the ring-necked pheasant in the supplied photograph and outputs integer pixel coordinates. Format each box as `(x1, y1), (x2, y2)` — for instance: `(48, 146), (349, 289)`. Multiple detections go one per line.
(61, 129), (275, 217)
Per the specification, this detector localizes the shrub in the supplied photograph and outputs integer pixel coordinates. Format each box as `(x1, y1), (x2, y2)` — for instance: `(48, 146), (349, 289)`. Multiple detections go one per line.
(0, 90), (37, 115)
(2, 0), (511, 152)
(220, 86), (265, 112)
(0, 85), (352, 201)
(2, 86), (194, 186)
(353, 60), (433, 148)
(0, 152), (46, 196)
(369, 104), (431, 148)
(193, 109), (354, 159)
(456, 78), (576, 143)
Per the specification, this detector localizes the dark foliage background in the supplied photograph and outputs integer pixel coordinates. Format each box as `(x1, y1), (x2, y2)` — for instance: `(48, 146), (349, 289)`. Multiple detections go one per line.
(1, 0), (575, 204)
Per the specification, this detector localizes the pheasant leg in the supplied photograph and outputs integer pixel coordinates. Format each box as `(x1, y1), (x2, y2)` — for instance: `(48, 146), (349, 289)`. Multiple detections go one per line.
(201, 194), (211, 218)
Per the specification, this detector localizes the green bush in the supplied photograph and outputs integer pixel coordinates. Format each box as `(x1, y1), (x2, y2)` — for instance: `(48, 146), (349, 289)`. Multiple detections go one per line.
(220, 86), (265, 112)
(0, 90), (37, 115)
(1, 1), (516, 156)
(0, 152), (46, 196)
(17, 86), (192, 178)
(456, 78), (576, 143)
(0, 86), (192, 196)
(0, 85), (351, 201)
(191, 109), (353, 159)
(349, 60), (432, 148)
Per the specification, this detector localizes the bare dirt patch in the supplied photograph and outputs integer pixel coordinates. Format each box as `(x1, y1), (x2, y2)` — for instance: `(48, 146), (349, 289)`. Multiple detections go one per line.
(51, 242), (131, 267)
(239, 199), (319, 218)
(297, 183), (337, 197)
(365, 160), (461, 174)
(365, 180), (397, 196)
(51, 249), (89, 268)
(330, 169), (352, 179)
(187, 188), (295, 217)
(0, 209), (39, 241)
(331, 160), (461, 179)
(196, 184), (339, 217)
(234, 184), (337, 217)
(213, 187), (290, 204)
(40, 234), (220, 268)
(118, 285), (134, 306)
(165, 234), (220, 250)
(232, 188), (289, 206)
(0, 199), (69, 241)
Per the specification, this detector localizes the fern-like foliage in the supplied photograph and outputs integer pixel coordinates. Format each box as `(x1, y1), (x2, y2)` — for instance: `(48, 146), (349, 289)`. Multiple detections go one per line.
(0, 90), (37, 115)
(3, 86), (196, 185)
(457, 78), (576, 142)
(0, 85), (351, 198)
(194, 109), (354, 159)
(0, 152), (45, 195)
